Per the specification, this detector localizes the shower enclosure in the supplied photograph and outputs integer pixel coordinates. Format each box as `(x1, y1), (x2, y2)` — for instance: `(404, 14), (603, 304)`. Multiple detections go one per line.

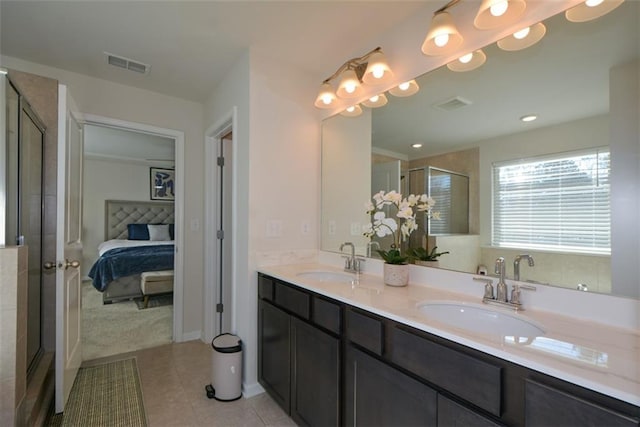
(4, 77), (46, 375)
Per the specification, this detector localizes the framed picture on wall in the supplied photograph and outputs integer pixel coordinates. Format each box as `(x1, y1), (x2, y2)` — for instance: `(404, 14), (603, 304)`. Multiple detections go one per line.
(150, 167), (175, 201)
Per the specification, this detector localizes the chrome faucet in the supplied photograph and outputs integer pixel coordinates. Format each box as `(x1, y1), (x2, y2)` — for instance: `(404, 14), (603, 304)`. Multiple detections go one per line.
(340, 242), (364, 273)
(494, 257), (508, 302)
(514, 254), (535, 281)
(366, 241), (380, 258)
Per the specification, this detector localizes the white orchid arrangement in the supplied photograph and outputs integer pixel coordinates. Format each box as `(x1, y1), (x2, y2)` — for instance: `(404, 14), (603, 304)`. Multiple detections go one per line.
(364, 190), (438, 264)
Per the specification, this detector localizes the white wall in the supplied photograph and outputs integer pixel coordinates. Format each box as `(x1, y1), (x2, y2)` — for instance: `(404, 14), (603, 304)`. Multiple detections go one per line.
(0, 55), (205, 337)
(81, 158), (155, 276)
(203, 49), (320, 395)
(610, 60), (640, 298)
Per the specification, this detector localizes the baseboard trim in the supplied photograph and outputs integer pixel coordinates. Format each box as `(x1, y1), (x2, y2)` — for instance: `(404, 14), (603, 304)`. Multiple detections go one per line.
(179, 330), (202, 342)
(242, 382), (265, 399)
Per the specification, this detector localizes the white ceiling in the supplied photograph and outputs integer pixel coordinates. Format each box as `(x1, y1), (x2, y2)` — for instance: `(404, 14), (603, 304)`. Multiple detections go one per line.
(0, 1), (428, 103)
(84, 124), (175, 164)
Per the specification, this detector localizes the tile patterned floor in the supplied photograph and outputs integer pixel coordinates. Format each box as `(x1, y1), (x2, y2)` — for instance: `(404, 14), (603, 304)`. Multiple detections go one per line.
(87, 340), (296, 426)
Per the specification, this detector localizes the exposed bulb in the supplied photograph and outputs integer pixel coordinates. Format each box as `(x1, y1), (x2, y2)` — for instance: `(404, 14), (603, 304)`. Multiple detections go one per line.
(490, 0), (509, 17)
(434, 33), (450, 47)
(321, 94), (333, 105)
(398, 82), (411, 91)
(346, 106), (356, 113)
(585, 0), (604, 6)
(372, 66), (385, 79)
(513, 27), (530, 39)
(459, 53), (474, 64)
(344, 82), (357, 94)
(369, 95), (380, 102)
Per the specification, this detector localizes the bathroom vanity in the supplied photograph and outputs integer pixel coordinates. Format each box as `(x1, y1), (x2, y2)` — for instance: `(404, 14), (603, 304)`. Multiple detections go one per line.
(257, 264), (640, 426)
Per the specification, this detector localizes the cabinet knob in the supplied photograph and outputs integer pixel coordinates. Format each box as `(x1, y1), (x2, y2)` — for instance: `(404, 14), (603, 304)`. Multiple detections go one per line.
(64, 259), (80, 269)
(43, 261), (57, 270)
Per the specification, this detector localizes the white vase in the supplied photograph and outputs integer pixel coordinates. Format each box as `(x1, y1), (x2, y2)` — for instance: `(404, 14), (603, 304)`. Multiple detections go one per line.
(416, 260), (439, 268)
(383, 263), (409, 287)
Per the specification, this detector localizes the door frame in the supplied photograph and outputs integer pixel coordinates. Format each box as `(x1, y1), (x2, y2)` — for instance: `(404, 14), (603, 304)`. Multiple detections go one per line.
(82, 113), (186, 342)
(204, 107), (237, 342)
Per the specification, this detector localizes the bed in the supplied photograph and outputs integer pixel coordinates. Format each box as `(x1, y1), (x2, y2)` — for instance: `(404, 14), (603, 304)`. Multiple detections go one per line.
(88, 200), (175, 304)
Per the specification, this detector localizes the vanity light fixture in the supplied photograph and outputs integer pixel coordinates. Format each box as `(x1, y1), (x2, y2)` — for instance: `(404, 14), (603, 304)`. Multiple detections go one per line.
(389, 80), (420, 97)
(474, 0), (527, 30)
(565, 0), (624, 22)
(520, 114), (537, 122)
(422, 4), (464, 56)
(497, 22), (546, 51)
(446, 49), (487, 72)
(362, 93), (389, 108)
(340, 104), (363, 117)
(314, 47), (393, 109)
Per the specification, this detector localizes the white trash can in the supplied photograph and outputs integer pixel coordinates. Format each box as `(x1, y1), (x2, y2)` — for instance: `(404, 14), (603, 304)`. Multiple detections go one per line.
(206, 333), (242, 401)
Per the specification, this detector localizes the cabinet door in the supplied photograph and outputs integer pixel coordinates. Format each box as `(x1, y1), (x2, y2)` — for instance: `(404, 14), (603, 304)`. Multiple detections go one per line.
(525, 380), (639, 427)
(438, 394), (504, 427)
(291, 318), (340, 426)
(345, 346), (437, 426)
(258, 300), (291, 412)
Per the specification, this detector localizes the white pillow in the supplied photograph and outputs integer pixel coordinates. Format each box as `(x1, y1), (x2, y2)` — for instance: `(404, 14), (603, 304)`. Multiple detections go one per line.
(148, 224), (171, 241)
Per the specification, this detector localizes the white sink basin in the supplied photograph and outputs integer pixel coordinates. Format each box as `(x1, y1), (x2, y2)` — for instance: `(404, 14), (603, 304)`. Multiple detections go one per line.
(417, 301), (545, 339)
(296, 270), (355, 283)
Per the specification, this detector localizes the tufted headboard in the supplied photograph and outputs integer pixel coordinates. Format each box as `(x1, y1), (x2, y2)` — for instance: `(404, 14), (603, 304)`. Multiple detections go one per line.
(105, 200), (175, 240)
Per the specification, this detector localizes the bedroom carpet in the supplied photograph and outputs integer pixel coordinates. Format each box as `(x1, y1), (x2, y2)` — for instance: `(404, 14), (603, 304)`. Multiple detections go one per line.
(82, 281), (172, 361)
(47, 358), (147, 426)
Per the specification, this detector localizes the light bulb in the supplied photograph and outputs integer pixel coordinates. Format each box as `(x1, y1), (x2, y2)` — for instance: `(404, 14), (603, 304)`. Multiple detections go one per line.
(398, 82), (411, 91)
(346, 106), (356, 113)
(369, 95), (380, 103)
(490, 0), (508, 16)
(321, 94), (333, 105)
(372, 66), (385, 79)
(344, 82), (357, 94)
(434, 33), (450, 48)
(459, 53), (473, 64)
(513, 27), (530, 39)
(585, 0), (604, 6)
(411, 143), (423, 148)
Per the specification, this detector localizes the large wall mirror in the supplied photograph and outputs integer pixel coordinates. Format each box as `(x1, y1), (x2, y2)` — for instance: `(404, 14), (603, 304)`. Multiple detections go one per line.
(321, 1), (639, 298)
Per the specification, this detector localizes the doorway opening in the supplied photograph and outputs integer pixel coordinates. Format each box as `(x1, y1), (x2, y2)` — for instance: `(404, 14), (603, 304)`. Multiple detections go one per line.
(80, 118), (184, 361)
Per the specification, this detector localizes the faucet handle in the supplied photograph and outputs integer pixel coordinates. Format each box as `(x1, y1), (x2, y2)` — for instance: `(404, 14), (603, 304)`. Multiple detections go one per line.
(510, 283), (536, 305)
(473, 277), (494, 300)
(342, 255), (352, 270)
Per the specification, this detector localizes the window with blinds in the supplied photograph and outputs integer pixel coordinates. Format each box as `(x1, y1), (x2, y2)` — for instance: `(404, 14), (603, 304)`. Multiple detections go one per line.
(492, 148), (610, 254)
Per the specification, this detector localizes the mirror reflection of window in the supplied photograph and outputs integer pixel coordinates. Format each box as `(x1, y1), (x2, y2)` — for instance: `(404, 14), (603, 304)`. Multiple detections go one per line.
(428, 167), (470, 235)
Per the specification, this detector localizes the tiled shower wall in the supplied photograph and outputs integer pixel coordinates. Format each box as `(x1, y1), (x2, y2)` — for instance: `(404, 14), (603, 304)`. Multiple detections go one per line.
(0, 246), (28, 426)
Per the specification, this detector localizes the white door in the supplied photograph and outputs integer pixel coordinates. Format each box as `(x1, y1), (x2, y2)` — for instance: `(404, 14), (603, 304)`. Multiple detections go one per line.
(55, 85), (84, 413)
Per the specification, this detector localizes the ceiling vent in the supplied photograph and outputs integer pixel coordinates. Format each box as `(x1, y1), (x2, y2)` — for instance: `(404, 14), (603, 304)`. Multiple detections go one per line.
(433, 96), (472, 111)
(104, 52), (151, 75)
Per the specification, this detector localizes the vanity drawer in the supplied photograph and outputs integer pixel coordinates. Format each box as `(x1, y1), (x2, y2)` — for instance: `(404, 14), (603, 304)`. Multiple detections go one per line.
(313, 296), (341, 335)
(258, 274), (274, 302)
(346, 308), (383, 355)
(390, 326), (502, 417)
(274, 282), (310, 320)
(525, 380), (640, 427)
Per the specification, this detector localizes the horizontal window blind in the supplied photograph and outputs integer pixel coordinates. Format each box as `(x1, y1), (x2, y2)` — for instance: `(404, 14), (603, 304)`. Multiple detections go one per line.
(492, 148), (610, 254)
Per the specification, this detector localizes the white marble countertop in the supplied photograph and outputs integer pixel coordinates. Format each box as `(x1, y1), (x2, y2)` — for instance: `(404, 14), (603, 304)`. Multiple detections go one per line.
(258, 262), (640, 407)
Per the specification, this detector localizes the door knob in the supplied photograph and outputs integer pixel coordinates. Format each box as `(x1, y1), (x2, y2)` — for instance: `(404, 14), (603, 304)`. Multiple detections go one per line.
(43, 261), (57, 270)
(64, 259), (80, 269)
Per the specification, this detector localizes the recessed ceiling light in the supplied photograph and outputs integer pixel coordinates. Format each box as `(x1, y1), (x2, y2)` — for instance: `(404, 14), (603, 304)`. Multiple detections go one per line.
(411, 143), (423, 148)
(520, 114), (537, 122)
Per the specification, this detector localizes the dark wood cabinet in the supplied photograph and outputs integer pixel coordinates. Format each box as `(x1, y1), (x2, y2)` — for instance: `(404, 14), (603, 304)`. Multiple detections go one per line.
(258, 299), (290, 412)
(344, 346), (437, 426)
(257, 273), (640, 427)
(258, 275), (341, 426)
(524, 380), (640, 427)
(438, 394), (504, 427)
(291, 317), (340, 426)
